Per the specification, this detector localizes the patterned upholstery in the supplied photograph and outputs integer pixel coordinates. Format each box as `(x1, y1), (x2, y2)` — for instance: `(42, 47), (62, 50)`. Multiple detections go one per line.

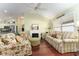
(0, 33), (32, 56)
(0, 40), (32, 56)
(45, 32), (79, 53)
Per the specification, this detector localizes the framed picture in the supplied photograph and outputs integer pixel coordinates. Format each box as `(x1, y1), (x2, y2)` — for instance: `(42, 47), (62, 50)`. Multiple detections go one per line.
(31, 24), (39, 30)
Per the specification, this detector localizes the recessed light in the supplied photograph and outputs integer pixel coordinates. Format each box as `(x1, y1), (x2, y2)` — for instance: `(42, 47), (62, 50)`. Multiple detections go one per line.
(4, 10), (8, 13)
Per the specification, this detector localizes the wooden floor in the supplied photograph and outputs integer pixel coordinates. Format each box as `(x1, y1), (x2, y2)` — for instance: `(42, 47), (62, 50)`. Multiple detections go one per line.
(32, 39), (78, 56)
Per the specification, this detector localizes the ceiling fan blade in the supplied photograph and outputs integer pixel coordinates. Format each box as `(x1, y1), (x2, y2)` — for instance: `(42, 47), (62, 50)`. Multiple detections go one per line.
(34, 3), (41, 10)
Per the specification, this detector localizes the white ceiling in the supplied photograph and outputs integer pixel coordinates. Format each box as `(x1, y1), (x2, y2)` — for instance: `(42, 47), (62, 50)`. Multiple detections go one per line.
(0, 3), (76, 19)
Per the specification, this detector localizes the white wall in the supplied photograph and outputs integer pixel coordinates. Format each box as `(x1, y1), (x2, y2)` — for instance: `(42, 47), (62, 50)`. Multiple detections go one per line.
(73, 5), (79, 26)
(69, 4), (79, 31)
(24, 13), (49, 33)
(53, 18), (61, 27)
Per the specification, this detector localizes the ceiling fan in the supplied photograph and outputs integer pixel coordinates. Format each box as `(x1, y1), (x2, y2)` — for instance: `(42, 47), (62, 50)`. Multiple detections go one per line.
(34, 3), (46, 11)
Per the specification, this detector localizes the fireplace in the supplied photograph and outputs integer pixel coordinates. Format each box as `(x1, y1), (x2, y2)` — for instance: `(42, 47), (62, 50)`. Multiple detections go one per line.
(32, 33), (39, 38)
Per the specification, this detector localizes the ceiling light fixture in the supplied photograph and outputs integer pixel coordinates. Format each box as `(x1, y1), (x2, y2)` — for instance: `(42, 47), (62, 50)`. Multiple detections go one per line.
(4, 10), (8, 13)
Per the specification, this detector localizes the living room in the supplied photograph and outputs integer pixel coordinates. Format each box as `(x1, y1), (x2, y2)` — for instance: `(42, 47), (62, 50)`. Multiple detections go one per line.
(0, 3), (79, 56)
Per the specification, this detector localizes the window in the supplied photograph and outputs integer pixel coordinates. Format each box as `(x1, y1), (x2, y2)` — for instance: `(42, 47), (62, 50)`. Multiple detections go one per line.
(53, 27), (61, 31)
(62, 26), (74, 32)
(62, 23), (74, 32)
(53, 23), (75, 32)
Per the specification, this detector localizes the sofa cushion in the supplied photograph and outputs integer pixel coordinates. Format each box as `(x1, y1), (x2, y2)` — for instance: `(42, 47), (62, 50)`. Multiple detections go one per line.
(69, 32), (78, 39)
(63, 39), (78, 42)
(55, 32), (62, 39)
(7, 33), (15, 39)
(15, 36), (24, 43)
(57, 35), (62, 39)
(53, 38), (62, 43)
(20, 32), (27, 39)
(51, 33), (57, 38)
(62, 32), (78, 39)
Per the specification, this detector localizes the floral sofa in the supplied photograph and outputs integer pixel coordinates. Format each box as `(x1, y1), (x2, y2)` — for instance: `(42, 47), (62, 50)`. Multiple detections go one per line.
(0, 33), (32, 56)
(45, 31), (79, 53)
